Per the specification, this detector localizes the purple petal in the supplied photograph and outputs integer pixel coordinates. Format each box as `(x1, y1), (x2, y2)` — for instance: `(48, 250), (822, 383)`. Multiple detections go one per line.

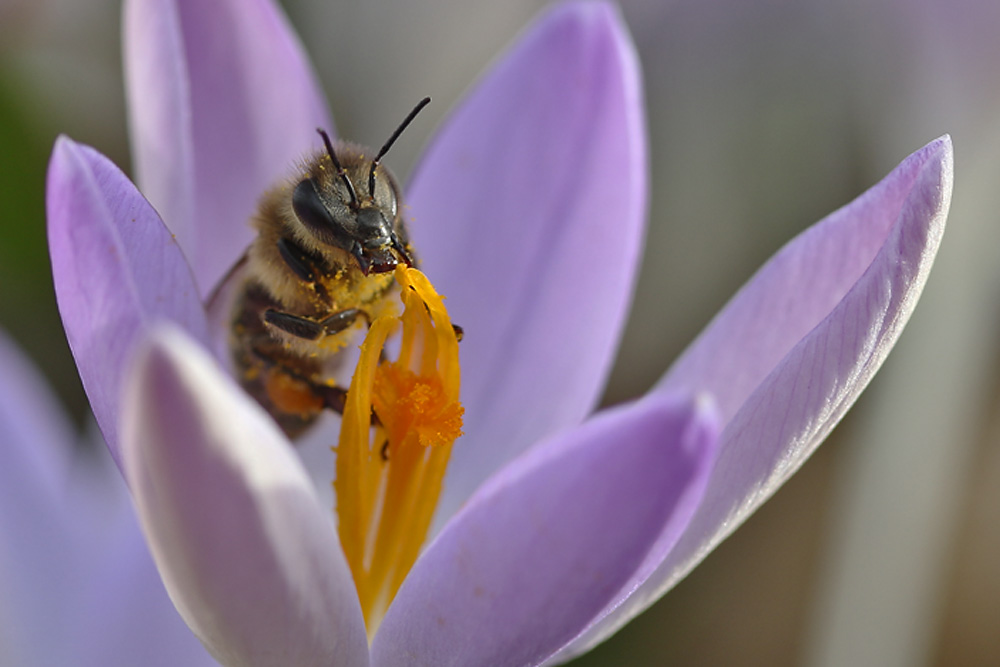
(124, 0), (332, 295)
(0, 330), (74, 499)
(46, 136), (207, 472)
(121, 326), (368, 667)
(557, 136), (954, 658)
(371, 392), (718, 667)
(0, 331), (76, 664)
(73, 496), (221, 667)
(46, 440), (219, 666)
(408, 2), (648, 525)
(658, 136), (953, 423)
(0, 331), (214, 665)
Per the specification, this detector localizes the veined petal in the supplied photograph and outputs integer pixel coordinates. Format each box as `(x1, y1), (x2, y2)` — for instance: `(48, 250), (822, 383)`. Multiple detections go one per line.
(371, 393), (718, 667)
(46, 136), (207, 472)
(408, 1), (648, 526)
(124, 0), (332, 296)
(122, 326), (368, 667)
(0, 330), (76, 665)
(557, 136), (953, 659)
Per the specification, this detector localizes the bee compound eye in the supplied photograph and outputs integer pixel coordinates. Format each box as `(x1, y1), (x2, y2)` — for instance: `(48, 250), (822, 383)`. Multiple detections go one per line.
(371, 174), (398, 217)
(292, 178), (335, 231)
(292, 178), (352, 249)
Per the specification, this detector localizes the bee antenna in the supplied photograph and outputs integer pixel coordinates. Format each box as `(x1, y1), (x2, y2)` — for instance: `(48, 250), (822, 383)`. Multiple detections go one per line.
(317, 128), (359, 208)
(368, 97), (431, 196)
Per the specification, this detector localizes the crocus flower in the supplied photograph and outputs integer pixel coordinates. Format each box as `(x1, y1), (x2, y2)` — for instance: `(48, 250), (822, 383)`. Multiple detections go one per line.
(44, 0), (952, 665)
(0, 329), (216, 666)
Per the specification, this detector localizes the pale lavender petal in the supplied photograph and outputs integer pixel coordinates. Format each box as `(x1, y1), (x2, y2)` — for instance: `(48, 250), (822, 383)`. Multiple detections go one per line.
(47, 135), (207, 471)
(0, 331), (77, 665)
(124, 0), (332, 295)
(0, 331), (214, 665)
(74, 504), (220, 667)
(556, 137), (953, 659)
(408, 2), (648, 525)
(657, 136), (953, 423)
(0, 330), (74, 498)
(50, 437), (217, 667)
(122, 326), (368, 667)
(371, 393), (718, 667)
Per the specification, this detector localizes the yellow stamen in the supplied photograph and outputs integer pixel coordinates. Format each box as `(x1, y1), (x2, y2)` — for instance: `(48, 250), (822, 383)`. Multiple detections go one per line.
(334, 266), (463, 637)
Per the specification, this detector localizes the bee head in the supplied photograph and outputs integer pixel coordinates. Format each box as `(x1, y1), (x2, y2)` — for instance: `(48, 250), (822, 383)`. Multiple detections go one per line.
(291, 166), (408, 276)
(291, 99), (430, 276)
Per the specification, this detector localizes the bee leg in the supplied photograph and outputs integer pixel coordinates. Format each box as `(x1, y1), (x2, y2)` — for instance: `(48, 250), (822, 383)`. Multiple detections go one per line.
(419, 299), (463, 341)
(319, 308), (371, 336)
(277, 237), (317, 282)
(278, 237), (330, 301)
(264, 310), (324, 340)
(313, 383), (347, 414)
(314, 380), (384, 431)
(264, 307), (373, 341)
(319, 309), (389, 364)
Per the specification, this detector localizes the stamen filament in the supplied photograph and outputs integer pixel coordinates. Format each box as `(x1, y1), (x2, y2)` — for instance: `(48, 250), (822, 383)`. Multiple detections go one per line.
(334, 266), (463, 637)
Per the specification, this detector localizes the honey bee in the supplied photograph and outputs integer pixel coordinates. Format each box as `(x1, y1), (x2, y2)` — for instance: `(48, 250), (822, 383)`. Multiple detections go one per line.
(230, 98), (433, 437)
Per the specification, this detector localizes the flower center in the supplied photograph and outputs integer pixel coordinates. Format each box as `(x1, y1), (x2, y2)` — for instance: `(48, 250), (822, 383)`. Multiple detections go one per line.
(334, 266), (463, 637)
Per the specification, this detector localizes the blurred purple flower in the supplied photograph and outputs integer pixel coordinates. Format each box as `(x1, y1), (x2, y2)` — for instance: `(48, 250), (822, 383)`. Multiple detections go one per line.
(0, 329), (215, 666)
(43, 0), (951, 664)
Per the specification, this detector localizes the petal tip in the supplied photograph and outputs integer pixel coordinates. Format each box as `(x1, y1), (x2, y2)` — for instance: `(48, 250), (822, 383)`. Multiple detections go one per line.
(652, 390), (722, 467)
(911, 135), (954, 226)
(931, 132), (953, 152)
(51, 133), (75, 155)
(913, 134), (954, 185)
(534, 0), (631, 50)
(47, 135), (83, 186)
(933, 133), (954, 187)
(693, 391), (722, 435)
(46, 136), (118, 199)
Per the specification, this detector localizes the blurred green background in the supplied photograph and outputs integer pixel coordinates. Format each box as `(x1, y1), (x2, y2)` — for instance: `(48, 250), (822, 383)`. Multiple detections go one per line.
(2, 0), (998, 664)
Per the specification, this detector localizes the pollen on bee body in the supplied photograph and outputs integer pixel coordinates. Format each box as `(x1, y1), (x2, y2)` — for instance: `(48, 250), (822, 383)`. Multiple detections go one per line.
(334, 265), (462, 636)
(264, 370), (325, 416)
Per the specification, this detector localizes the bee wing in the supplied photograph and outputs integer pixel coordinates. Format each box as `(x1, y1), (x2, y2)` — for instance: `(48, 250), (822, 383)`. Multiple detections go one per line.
(205, 251), (251, 370)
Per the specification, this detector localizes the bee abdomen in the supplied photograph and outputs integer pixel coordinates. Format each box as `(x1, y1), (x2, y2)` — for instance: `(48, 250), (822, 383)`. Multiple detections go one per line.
(231, 281), (328, 437)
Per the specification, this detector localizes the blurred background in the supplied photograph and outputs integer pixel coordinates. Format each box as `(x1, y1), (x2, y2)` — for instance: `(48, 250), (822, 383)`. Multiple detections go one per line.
(2, 0), (998, 664)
